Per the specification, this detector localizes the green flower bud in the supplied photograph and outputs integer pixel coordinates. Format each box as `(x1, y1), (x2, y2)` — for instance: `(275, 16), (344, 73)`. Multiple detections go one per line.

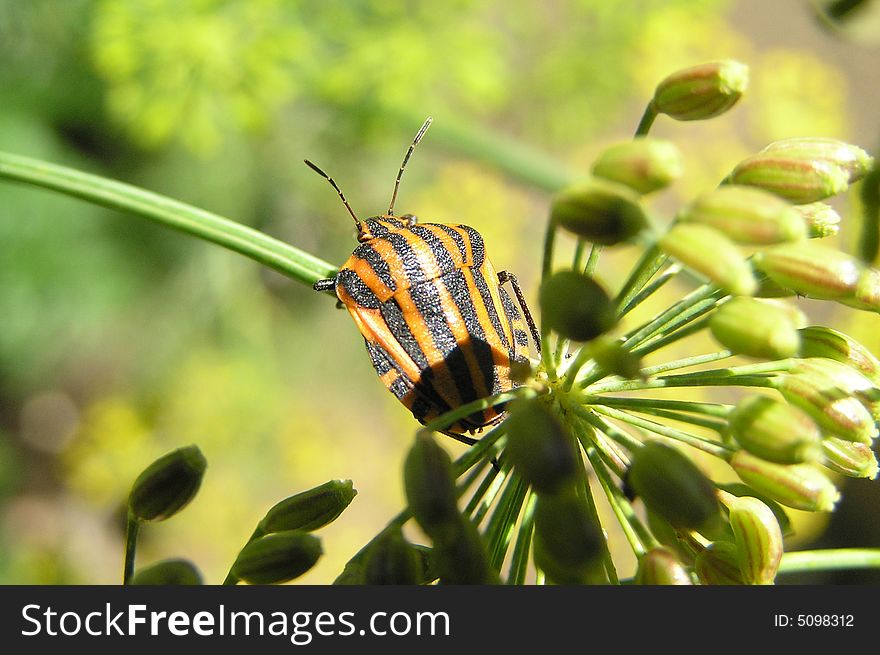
(404, 433), (460, 541)
(652, 60), (748, 121)
(760, 137), (873, 184)
(752, 242), (862, 300)
(533, 488), (604, 584)
(793, 358), (880, 421)
(728, 395), (822, 464)
(793, 202), (841, 239)
(726, 154), (850, 204)
(821, 437), (879, 479)
(591, 138), (683, 194)
(539, 270), (616, 342)
(757, 298), (808, 328)
(659, 224), (757, 296)
(363, 526), (422, 585)
(730, 450), (840, 512)
(231, 530), (323, 584)
(715, 482), (794, 537)
(774, 372), (878, 444)
(634, 547), (693, 585)
(841, 267), (880, 312)
(128, 445), (206, 522)
(551, 178), (649, 245)
(709, 297), (800, 359)
(434, 518), (498, 585)
(695, 541), (745, 585)
(728, 495), (783, 585)
(131, 559), (202, 585)
(503, 399), (577, 494)
(257, 480), (357, 536)
(679, 186), (806, 245)
(627, 441), (721, 530)
(799, 326), (880, 387)
(588, 335), (643, 380)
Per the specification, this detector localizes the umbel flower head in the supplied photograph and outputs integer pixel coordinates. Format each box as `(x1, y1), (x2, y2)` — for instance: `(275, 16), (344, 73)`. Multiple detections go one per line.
(330, 60), (879, 587)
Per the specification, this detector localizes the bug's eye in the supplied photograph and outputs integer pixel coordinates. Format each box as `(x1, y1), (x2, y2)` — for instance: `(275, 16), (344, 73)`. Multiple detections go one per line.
(401, 214), (418, 227)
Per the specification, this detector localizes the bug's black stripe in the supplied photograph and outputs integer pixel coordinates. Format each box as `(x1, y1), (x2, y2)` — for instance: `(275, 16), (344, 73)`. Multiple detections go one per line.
(379, 298), (429, 370)
(387, 232), (429, 286)
(410, 225), (456, 274)
(434, 224), (469, 262)
(389, 376), (410, 400)
(338, 269), (380, 308)
(408, 281), (480, 405)
(470, 266), (510, 352)
(514, 329), (530, 348)
(365, 340), (392, 375)
(461, 226), (485, 268)
(353, 243), (397, 292)
(410, 396), (433, 421)
(365, 337), (452, 416)
(442, 269), (500, 395)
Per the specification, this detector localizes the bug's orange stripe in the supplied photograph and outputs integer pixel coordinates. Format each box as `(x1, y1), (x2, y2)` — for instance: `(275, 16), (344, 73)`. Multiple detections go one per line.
(420, 224), (469, 269)
(337, 287), (423, 384)
(349, 257), (394, 301)
(394, 286), (465, 409)
(479, 256), (517, 361)
(461, 266), (512, 386)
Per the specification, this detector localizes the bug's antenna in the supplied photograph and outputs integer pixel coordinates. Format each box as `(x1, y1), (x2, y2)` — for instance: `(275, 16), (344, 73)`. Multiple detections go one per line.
(304, 159), (361, 230)
(388, 116), (433, 216)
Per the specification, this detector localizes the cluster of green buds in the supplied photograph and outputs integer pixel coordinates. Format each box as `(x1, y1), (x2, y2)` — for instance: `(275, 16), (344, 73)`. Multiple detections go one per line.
(333, 59), (878, 586)
(123, 444), (357, 584)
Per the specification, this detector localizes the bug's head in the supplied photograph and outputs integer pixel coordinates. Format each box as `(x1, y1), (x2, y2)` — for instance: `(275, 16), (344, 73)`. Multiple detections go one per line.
(305, 118), (433, 243)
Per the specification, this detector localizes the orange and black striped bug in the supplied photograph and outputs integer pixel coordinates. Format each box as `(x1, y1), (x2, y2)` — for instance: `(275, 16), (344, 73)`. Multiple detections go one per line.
(308, 118), (540, 447)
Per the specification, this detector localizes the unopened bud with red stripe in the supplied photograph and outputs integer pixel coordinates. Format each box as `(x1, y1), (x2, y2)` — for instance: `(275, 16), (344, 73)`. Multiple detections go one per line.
(652, 60), (749, 121)
(726, 155), (849, 204)
(730, 450), (840, 511)
(728, 395), (821, 464)
(709, 297), (800, 360)
(752, 242), (863, 300)
(660, 224), (756, 296)
(793, 202), (841, 239)
(678, 185), (805, 245)
(727, 495), (783, 585)
(695, 541), (744, 585)
(592, 138), (683, 194)
(821, 437), (879, 479)
(760, 138), (873, 184)
(634, 547), (693, 585)
(799, 326), (880, 386)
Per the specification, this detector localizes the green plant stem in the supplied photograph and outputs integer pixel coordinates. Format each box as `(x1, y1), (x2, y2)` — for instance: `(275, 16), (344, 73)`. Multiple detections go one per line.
(632, 315), (714, 358)
(778, 548), (880, 574)
(572, 438), (619, 584)
(638, 351), (733, 377)
(485, 475), (529, 572)
(617, 263), (680, 318)
(583, 446), (649, 557)
(464, 465), (508, 524)
(576, 419), (629, 477)
(635, 103), (658, 137)
(622, 284), (721, 350)
(0, 151), (338, 286)
(614, 244), (667, 314)
(123, 512), (139, 585)
(505, 492), (537, 585)
(594, 396), (733, 418)
(591, 406), (732, 458)
(574, 407), (644, 453)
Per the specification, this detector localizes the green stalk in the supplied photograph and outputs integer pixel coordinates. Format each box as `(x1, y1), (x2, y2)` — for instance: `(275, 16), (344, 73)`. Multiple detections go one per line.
(778, 549), (880, 574)
(572, 437), (619, 584)
(593, 396), (733, 418)
(634, 103), (658, 137)
(574, 407), (644, 453)
(0, 151), (337, 287)
(484, 475), (529, 571)
(617, 263), (680, 318)
(122, 511), (139, 585)
(614, 244), (667, 314)
(505, 492), (537, 585)
(591, 406), (732, 459)
(638, 351), (733, 377)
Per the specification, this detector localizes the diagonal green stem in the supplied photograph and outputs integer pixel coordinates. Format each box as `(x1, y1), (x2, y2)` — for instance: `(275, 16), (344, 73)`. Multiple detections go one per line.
(0, 151), (338, 286)
(123, 511), (139, 585)
(778, 548), (880, 574)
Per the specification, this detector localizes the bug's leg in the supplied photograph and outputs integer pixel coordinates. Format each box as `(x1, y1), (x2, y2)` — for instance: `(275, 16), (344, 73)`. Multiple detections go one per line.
(439, 429), (501, 472)
(313, 278), (336, 292)
(497, 271), (541, 355)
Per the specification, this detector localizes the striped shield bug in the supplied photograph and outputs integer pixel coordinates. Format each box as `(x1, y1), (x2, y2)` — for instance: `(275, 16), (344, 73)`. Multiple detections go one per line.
(308, 118), (540, 445)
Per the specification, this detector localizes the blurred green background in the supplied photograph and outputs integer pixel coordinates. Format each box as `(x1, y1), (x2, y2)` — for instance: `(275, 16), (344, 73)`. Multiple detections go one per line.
(1, 0), (878, 584)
